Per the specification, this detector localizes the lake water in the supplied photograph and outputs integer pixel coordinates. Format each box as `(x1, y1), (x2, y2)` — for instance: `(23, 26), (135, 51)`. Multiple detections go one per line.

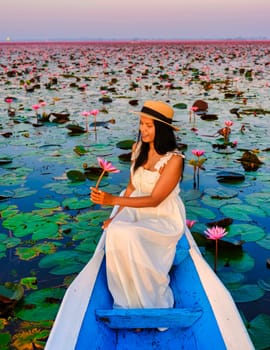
(0, 40), (270, 349)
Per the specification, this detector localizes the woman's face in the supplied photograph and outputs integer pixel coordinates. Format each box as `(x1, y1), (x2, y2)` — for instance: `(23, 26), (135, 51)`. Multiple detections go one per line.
(139, 116), (155, 143)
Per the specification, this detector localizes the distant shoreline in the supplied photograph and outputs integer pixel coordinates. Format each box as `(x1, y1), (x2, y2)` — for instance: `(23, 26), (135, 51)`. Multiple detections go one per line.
(1, 39), (270, 46)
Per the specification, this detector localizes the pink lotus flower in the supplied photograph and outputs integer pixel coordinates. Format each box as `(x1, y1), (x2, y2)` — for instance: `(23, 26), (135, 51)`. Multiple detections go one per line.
(186, 219), (196, 229)
(95, 157), (120, 188)
(189, 106), (199, 122)
(90, 109), (99, 117)
(81, 111), (91, 117)
(39, 101), (46, 107)
(81, 111), (91, 132)
(204, 225), (227, 272)
(5, 98), (13, 104)
(225, 120), (233, 127)
(189, 150), (206, 189)
(204, 226), (227, 240)
(192, 149), (205, 157)
(32, 104), (40, 111)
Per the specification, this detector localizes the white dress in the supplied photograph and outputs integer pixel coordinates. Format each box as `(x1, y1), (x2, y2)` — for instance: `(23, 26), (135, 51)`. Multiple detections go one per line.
(105, 147), (186, 309)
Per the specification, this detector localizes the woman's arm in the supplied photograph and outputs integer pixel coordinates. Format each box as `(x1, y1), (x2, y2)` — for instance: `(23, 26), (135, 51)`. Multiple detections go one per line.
(91, 155), (183, 208)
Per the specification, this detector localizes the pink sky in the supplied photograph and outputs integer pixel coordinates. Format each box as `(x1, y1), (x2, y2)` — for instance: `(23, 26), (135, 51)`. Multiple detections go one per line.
(1, 0), (270, 41)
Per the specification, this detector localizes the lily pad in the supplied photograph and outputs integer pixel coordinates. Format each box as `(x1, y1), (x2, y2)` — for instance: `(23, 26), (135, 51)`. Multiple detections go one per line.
(221, 205), (267, 222)
(185, 205), (216, 220)
(218, 271), (245, 286)
(230, 252), (255, 273)
(62, 197), (92, 210)
(230, 284), (264, 303)
(216, 171), (245, 183)
(66, 124), (85, 133)
(0, 157), (13, 165)
(16, 287), (65, 321)
(0, 282), (24, 302)
(248, 314), (270, 350)
(11, 328), (49, 350)
(34, 199), (61, 209)
(200, 113), (218, 121)
(257, 278), (270, 292)
(173, 102), (187, 109)
(256, 235), (270, 250)
(66, 170), (86, 182)
(73, 145), (88, 156)
(116, 139), (134, 150)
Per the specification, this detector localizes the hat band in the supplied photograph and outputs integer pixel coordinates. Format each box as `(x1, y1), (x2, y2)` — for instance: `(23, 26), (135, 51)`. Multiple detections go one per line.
(141, 106), (172, 125)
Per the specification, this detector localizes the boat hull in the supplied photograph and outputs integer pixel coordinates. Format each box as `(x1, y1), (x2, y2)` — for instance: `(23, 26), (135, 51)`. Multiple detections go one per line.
(45, 229), (254, 350)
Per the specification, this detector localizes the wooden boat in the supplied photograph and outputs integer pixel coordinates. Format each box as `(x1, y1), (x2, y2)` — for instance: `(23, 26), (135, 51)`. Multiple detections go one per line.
(45, 221), (254, 350)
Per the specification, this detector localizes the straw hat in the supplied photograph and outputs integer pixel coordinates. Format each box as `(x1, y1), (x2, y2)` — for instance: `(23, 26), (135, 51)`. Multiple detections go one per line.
(132, 100), (179, 131)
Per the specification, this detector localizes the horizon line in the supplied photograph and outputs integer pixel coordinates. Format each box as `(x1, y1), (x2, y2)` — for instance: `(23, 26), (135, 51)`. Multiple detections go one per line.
(1, 37), (270, 44)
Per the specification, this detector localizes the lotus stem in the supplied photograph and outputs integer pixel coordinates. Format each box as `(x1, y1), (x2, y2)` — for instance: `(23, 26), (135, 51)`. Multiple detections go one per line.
(95, 169), (106, 188)
(214, 239), (218, 273)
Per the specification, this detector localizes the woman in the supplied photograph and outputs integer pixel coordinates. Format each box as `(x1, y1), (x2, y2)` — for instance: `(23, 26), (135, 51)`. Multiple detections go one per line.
(91, 100), (186, 311)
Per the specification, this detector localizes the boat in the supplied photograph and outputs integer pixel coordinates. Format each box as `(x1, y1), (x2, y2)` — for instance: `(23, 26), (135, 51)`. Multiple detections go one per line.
(45, 213), (254, 350)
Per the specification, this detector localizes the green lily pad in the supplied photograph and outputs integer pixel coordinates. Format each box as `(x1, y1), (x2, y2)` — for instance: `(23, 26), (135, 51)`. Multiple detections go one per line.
(0, 156), (13, 165)
(202, 195), (241, 208)
(66, 170), (86, 182)
(13, 187), (37, 199)
(16, 247), (40, 261)
(32, 222), (59, 240)
(218, 271), (245, 286)
(173, 102), (187, 109)
(20, 277), (38, 290)
(248, 314), (270, 350)
(220, 204), (267, 221)
(49, 263), (84, 275)
(76, 209), (110, 223)
(62, 197), (92, 210)
(256, 234), (270, 250)
(230, 252), (255, 273)
(230, 284), (264, 302)
(73, 145), (88, 156)
(227, 224), (265, 242)
(245, 192), (270, 205)
(34, 199), (61, 209)
(204, 187), (238, 199)
(38, 250), (86, 275)
(0, 282), (24, 302)
(257, 278), (270, 292)
(3, 237), (21, 248)
(12, 328), (49, 350)
(0, 332), (11, 349)
(186, 205), (216, 220)
(116, 139), (134, 150)
(16, 287), (65, 321)
(0, 205), (19, 218)
(75, 238), (99, 253)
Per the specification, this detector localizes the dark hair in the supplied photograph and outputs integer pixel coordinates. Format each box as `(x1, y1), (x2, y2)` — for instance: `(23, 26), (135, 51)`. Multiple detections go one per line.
(133, 120), (181, 173)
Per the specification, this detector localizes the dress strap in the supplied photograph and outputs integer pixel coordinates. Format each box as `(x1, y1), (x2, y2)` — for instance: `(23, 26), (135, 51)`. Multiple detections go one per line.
(154, 150), (185, 171)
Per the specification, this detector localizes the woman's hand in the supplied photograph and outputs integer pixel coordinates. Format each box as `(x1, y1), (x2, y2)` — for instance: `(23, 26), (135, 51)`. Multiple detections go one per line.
(90, 187), (114, 206)
(102, 217), (114, 229)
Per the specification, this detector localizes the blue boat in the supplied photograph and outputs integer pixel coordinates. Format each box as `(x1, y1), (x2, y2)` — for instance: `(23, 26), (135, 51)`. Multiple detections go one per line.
(45, 224), (254, 350)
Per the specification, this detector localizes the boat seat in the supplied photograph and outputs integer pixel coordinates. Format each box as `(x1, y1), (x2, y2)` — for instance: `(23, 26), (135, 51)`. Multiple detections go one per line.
(95, 307), (202, 329)
(173, 248), (189, 266)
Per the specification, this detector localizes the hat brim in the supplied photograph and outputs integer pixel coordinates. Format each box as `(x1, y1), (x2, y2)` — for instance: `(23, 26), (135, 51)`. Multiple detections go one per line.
(131, 111), (180, 131)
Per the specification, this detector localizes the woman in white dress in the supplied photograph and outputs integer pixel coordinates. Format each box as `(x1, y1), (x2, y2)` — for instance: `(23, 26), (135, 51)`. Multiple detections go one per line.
(91, 100), (186, 311)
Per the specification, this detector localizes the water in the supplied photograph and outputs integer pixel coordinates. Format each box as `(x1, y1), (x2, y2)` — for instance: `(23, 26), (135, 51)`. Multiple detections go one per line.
(0, 40), (270, 349)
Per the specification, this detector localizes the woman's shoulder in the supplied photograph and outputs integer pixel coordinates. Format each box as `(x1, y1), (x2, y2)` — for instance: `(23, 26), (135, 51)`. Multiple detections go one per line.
(155, 149), (184, 171)
(168, 149), (185, 159)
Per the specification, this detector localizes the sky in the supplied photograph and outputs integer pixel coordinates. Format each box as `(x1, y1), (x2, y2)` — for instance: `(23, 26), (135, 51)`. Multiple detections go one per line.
(1, 0), (270, 41)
